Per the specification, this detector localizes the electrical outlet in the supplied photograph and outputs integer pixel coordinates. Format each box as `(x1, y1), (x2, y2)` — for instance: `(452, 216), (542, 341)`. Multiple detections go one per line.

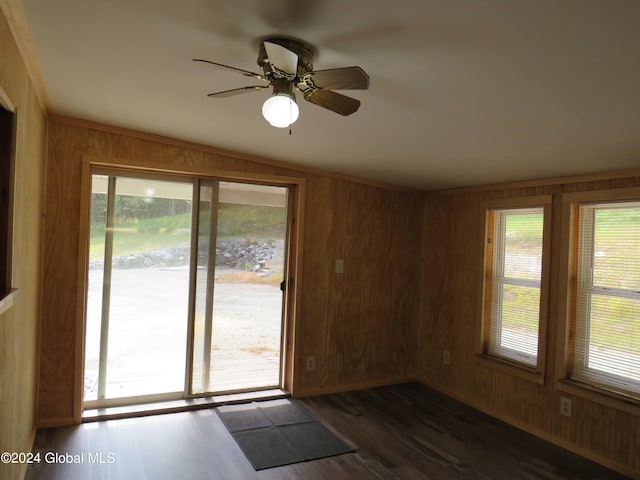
(560, 396), (572, 417)
(306, 356), (316, 371)
(442, 350), (451, 365)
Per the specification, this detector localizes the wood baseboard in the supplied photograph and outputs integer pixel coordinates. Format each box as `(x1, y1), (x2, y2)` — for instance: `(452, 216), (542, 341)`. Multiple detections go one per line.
(417, 377), (637, 480)
(292, 376), (420, 398)
(36, 416), (76, 429)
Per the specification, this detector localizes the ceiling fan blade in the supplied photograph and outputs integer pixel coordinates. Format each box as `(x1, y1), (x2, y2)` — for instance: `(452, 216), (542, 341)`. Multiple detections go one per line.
(303, 89), (361, 116)
(193, 59), (266, 81)
(207, 85), (269, 98)
(306, 67), (370, 90)
(263, 41), (299, 75)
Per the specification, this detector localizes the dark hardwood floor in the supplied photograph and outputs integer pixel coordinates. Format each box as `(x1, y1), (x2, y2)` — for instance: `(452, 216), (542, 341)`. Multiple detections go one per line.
(26, 382), (630, 479)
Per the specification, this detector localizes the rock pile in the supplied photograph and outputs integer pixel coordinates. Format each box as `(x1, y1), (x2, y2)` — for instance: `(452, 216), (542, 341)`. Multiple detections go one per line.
(90, 239), (277, 271)
(213, 239), (276, 270)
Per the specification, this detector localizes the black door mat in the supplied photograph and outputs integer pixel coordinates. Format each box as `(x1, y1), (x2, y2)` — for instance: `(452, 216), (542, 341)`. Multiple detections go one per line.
(216, 399), (355, 470)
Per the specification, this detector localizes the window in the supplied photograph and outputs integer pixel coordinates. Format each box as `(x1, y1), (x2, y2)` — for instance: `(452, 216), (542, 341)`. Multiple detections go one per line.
(569, 200), (640, 398)
(481, 198), (550, 373)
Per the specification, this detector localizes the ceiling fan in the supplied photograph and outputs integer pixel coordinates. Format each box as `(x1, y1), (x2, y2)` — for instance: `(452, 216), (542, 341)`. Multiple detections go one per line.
(194, 37), (370, 128)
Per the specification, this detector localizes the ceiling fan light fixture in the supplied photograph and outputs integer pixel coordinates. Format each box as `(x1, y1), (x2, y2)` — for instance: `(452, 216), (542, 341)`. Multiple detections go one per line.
(261, 77), (299, 128)
(262, 93), (299, 128)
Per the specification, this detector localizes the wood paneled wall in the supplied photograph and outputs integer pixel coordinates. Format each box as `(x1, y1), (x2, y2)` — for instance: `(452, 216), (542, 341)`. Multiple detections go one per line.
(37, 117), (423, 424)
(419, 175), (640, 478)
(0, 4), (46, 480)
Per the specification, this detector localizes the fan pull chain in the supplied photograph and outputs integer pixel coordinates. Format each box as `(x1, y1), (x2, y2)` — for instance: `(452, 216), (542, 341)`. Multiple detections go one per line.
(289, 97), (294, 135)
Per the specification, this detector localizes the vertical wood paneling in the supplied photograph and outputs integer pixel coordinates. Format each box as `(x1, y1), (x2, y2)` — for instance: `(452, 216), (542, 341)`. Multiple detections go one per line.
(0, 5), (46, 480)
(297, 175), (335, 390)
(37, 123), (85, 423)
(297, 178), (422, 392)
(419, 176), (640, 477)
(37, 118), (423, 421)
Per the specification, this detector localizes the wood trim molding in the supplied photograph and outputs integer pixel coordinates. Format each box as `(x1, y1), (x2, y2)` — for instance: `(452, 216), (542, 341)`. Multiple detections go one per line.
(87, 155), (306, 187)
(555, 379), (640, 416)
(0, 88), (17, 315)
(483, 194), (553, 209)
(283, 180), (305, 396)
(554, 186), (640, 416)
(72, 158), (93, 423)
(0, 82), (15, 111)
(292, 376), (420, 398)
(474, 354), (545, 385)
(36, 416), (76, 429)
(561, 185), (640, 204)
(428, 168), (640, 196)
(0, 288), (17, 315)
(478, 195), (553, 383)
(51, 114), (421, 194)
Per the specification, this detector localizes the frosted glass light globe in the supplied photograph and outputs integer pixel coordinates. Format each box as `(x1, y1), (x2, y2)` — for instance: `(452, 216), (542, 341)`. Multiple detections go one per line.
(262, 95), (299, 128)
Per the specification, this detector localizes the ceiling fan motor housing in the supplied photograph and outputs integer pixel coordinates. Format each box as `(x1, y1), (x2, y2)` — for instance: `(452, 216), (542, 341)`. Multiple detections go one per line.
(257, 37), (315, 80)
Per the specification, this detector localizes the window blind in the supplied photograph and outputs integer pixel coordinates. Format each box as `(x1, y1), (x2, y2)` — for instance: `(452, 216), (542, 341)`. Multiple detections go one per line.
(487, 207), (543, 366)
(573, 202), (640, 397)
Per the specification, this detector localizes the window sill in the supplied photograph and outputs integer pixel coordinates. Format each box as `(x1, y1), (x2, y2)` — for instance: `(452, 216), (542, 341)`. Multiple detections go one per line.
(0, 289), (18, 316)
(476, 353), (545, 385)
(556, 378), (639, 415)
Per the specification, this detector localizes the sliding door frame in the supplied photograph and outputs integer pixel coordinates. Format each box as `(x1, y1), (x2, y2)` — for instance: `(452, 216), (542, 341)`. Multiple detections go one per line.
(75, 157), (305, 421)
(84, 169), (197, 409)
(185, 178), (290, 398)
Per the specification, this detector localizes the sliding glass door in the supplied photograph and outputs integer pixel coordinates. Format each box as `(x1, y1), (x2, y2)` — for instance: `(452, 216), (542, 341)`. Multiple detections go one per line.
(84, 175), (193, 403)
(84, 172), (289, 407)
(191, 181), (288, 395)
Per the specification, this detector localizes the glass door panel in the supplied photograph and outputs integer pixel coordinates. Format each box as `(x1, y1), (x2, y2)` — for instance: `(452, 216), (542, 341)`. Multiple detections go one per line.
(85, 175), (193, 403)
(191, 181), (288, 394)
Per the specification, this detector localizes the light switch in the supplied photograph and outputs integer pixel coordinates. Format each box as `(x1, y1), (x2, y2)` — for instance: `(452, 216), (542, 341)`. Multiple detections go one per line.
(335, 259), (344, 274)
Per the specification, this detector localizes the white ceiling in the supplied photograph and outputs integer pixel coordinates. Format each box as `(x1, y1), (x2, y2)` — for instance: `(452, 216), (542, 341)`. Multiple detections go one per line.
(19, 0), (640, 190)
